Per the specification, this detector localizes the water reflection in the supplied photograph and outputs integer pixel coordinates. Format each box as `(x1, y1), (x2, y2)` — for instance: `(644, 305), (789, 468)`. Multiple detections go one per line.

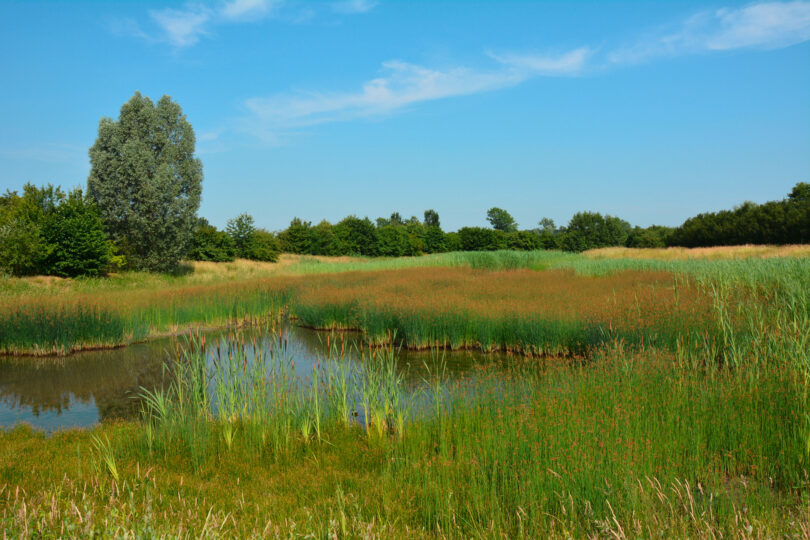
(0, 326), (515, 431)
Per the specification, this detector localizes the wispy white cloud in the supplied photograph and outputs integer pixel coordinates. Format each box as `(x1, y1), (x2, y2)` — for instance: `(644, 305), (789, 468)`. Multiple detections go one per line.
(156, 0), (807, 143)
(149, 5), (212, 48)
(135, 0), (375, 48)
(332, 0), (378, 15)
(221, 0), (273, 20)
(241, 49), (588, 140)
(609, 1), (810, 64)
(489, 47), (591, 76)
(143, 0), (278, 48)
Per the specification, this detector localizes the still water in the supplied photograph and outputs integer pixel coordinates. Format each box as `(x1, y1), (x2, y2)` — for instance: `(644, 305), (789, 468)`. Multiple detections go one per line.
(0, 326), (514, 431)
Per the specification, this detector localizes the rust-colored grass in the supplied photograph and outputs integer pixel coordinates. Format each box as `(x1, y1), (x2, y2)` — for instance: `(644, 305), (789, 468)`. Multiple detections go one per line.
(292, 267), (714, 353)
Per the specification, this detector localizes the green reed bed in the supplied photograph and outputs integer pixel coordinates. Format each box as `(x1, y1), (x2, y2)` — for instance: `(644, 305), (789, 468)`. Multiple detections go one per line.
(292, 253), (810, 360)
(136, 330), (409, 472)
(391, 348), (805, 536)
(132, 285), (293, 333)
(2, 250), (808, 357)
(0, 285), (293, 355)
(297, 305), (702, 356)
(2, 322), (805, 537)
(0, 303), (129, 355)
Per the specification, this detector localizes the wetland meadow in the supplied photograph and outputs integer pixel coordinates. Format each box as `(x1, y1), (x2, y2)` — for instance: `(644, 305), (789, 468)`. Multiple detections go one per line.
(2, 2), (809, 536)
(1, 247), (809, 537)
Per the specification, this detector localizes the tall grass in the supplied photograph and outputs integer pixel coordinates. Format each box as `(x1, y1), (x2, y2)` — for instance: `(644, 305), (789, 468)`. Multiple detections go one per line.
(137, 327), (409, 468)
(2, 250), (808, 356)
(292, 266), (716, 354)
(2, 261), (809, 535)
(94, 299), (805, 535)
(0, 281), (294, 355)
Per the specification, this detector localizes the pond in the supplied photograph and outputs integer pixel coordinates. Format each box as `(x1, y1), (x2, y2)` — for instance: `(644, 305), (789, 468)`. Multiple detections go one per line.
(0, 325), (517, 431)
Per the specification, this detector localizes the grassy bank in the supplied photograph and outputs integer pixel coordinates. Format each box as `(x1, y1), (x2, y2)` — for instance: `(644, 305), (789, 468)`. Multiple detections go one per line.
(2, 249), (808, 356)
(1, 329), (807, 537)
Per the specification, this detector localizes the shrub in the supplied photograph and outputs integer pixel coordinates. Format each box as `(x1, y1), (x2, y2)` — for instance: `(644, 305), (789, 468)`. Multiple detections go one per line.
(278, 218), (313, 254)
(41, 189), (112, 277)
(458, 227), (505, 251)
(334, 216), (379, 256)
(377, 225), (410, 257)
(244, 229), (280, 262)
(309, 220), (342, 256)
(506, 231), (541, 251)
(1, 184), (114, 277)
(561, 212), (631, 252)
(423, 226), (448, 253)
(188, 218), (235, 262)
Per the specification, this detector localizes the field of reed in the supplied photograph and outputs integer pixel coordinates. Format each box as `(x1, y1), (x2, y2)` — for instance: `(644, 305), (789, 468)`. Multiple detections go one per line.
(1, 318), (808, 537)
(292, 267), (716, 354)
(5, 249), (807, 356)
(1, 248), (809, 536)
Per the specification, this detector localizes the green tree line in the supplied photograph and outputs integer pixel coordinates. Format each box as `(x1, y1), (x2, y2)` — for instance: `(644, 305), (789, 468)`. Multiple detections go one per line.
(189, 182), (809, 262)
(1, 92), (807, 277)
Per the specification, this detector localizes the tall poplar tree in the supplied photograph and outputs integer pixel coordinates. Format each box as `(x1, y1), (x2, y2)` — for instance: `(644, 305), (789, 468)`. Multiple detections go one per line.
(88, 92), (202, 272)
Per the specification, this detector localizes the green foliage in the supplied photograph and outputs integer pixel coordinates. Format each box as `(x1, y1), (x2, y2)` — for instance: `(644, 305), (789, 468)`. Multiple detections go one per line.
(225, 213), (256, 257)
(87, 92), (202, 272)
(445, 231), (462, 252)
(42, 189), (112, 277)
(404, 221), (425, 255)
(486, 207), (518, 232)
(251, 182), (810, 261)
(0, 183), (69, 275)
(188, 218), (235, 262)
(561, 211), (631, 252)
(0, 215), (44, 276)
(458, 227), (506, 251)
(424, 209), (440, 228)
(0, 184), (113, 277)
(224, 213), (279, 262)
(670, 183), (810, 247)
(244, 229), (280, 262)
(376, 225), (411, 257)
(505, 230), (541, 251)
(626, 225), (672, 248)
(538, 217), (555, 232)
(423, 225), (448, 253)
(278, 218), (313, 254)
(0, 194), (44, 276)
(309, 220), (342, 256)
(334, 216), (379, 256)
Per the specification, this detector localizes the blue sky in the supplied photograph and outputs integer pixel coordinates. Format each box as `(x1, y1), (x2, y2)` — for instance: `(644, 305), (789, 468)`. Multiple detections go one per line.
(1, 0), (808, 231)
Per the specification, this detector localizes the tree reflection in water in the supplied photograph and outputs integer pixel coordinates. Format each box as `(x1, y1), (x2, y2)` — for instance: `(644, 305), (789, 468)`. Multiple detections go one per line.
(0, 326), (514, 431)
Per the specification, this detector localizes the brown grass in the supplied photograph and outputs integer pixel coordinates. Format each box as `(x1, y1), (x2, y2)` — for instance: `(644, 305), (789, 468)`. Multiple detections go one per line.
(584, 244), (810, 260)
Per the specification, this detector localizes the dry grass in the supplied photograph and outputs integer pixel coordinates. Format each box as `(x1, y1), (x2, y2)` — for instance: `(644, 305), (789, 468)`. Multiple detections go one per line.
(298, 267), (704, 324)
(585, 244), (810, 260)
(291, 266), (714, 353)
(188, 254), (367, 279)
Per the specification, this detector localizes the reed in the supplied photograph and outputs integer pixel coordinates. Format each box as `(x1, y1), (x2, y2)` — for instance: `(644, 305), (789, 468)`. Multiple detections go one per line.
(2, 323), (805, 536)
(3, 250), (808, 356)
(2, 250), (809, 536)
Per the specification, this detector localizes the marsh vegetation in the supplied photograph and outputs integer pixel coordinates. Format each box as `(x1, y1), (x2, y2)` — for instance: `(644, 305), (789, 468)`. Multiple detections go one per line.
(1, 247), (809, 536)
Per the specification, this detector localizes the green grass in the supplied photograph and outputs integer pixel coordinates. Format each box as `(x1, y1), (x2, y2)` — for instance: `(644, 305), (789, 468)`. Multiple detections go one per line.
(2, 249), (810, 535)
(1, 324), (807, 537)
(2, 250), (809, 356)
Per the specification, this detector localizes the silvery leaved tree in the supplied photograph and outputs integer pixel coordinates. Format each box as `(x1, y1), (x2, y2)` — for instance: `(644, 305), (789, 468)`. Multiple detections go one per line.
(88, 92), (202, 272)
